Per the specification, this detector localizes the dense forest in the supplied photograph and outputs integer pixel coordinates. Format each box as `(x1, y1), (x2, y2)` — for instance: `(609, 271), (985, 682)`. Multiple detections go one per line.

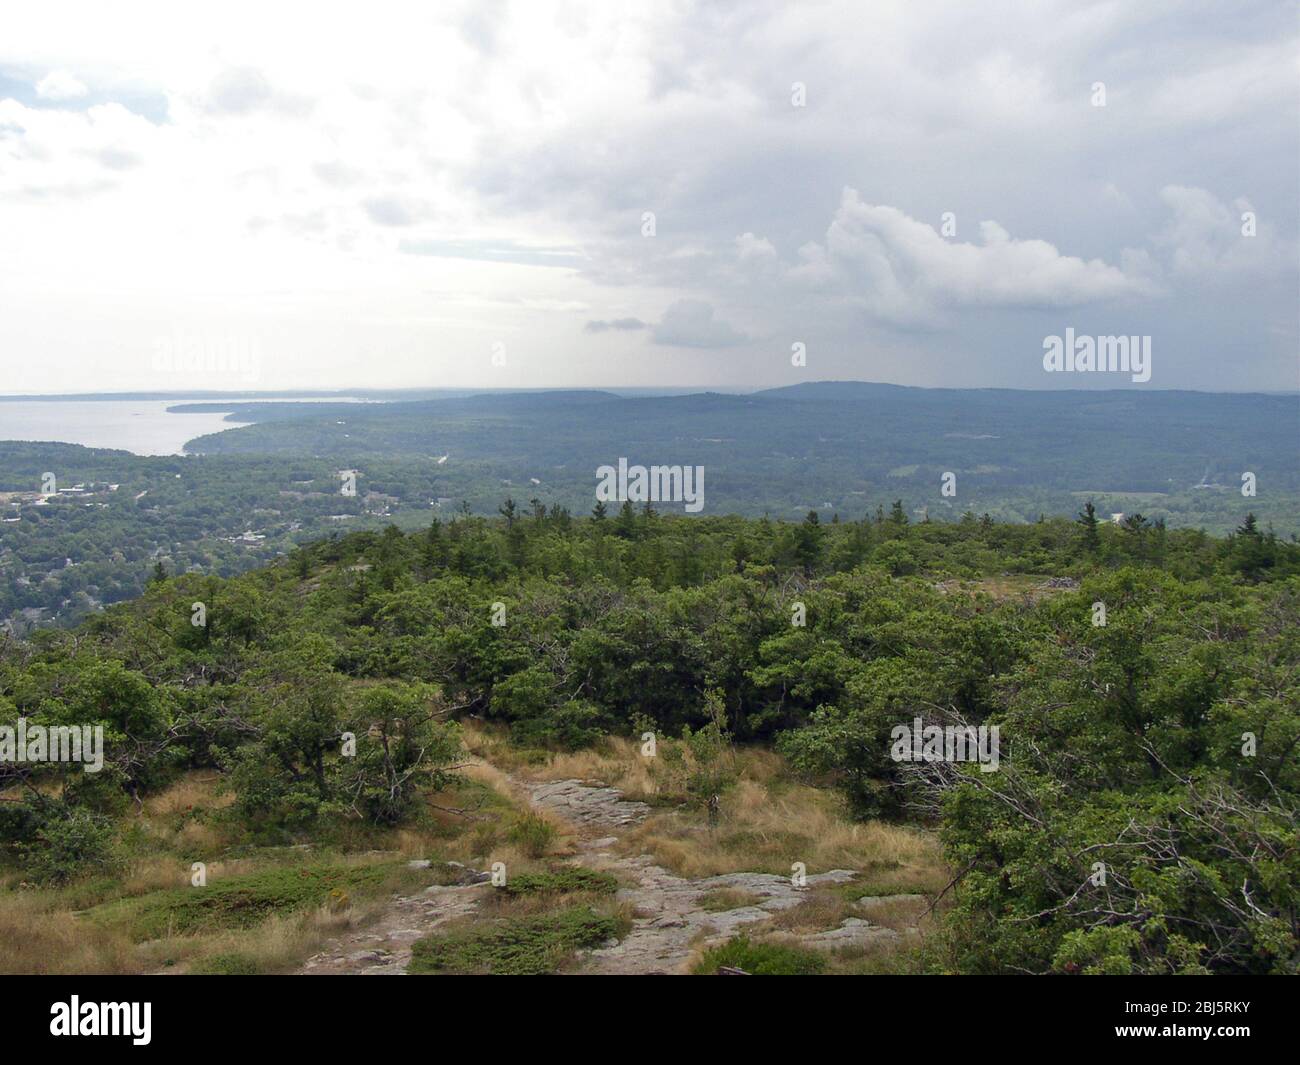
(1, 506), (1295, 974)
(187, 385), (1300, 533)
(3, 383), (1297, 633)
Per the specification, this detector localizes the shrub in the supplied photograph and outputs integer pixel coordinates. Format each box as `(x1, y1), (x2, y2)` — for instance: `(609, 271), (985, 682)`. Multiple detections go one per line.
(692, 935), (826, 976)
(408, 906), (621, 975)
(92, 863), (390, 939)
(18, 807), (118, 884)
(192, 952), (260, 975)
(468, 822), (501, 856)
(507, 812), (557, 858)
(221, 675), (463, 833)
(498, 867), (617, 897)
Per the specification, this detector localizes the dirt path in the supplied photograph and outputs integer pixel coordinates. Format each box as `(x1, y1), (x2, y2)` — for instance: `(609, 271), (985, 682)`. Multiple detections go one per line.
(298, 772), (909, 975)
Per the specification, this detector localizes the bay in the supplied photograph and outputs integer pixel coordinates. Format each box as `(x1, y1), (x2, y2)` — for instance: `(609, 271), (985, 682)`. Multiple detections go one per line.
(0, 399), (251, 456)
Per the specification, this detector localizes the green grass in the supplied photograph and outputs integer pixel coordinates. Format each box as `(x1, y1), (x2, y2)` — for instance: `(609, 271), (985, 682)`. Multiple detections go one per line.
(408, 905), (623, 975)
(497, 867), (618, 897)
(692, 935), (826, 976)
(190, 952), (261, 975)
(506, 812), (558, 858)
(88, 863), (397, 940)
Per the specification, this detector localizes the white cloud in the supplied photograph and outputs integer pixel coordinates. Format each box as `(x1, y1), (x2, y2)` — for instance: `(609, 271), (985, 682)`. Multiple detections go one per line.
(792, 188), (1144, 324)
(34, 69), (87, 101)
(0, 99), (159, 198)
(1155, 185), (1286, 280)
(205, 67), (272, 115)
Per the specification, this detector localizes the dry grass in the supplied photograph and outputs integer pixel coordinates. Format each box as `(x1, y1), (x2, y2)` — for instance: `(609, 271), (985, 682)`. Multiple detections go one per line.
(695, 887), (764, 912)
(687, 894), (940, 977)
(460, 723), (544, 774)
(465, 721), (947, 893)
(460, 755), (525, 800)
(720, 880), (943, 974)
(141, 772), (231, 818)
(463, 724), (647, 796)
(762, 890), (853, 934)
(1, 717), (947, 975)
(117, 856), (197, 899)
(625, 776), (946, 889)
(851, 893), (930, 932)
(462, 722), (784, 802)
(0, 857), (434, 976)
(0, 760), (527, 975)
(532, 737), (659, 794)
(0, 888), (143, 974)
(158, 899), (386, 974)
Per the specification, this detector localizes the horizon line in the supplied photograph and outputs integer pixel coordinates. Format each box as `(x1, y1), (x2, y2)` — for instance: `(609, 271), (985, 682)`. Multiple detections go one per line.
(2, 381), (1298, 401)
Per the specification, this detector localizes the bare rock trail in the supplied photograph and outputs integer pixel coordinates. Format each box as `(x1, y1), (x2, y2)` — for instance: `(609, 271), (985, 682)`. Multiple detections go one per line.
(523, 775), (902, 974)
(297, 771), (916, 975)
(298, 864), (489, 975)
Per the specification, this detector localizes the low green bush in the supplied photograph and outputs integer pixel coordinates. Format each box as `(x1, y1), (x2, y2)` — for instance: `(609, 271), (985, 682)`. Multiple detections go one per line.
(692, 935), (826, 975)
(191, 952), (260, 975)
(16, 807), (118, 884)
(497, 866), (617, 897)
(409, 906), (621, 975)
(91, 863), (392, 939)
(506, 812), (557, 858)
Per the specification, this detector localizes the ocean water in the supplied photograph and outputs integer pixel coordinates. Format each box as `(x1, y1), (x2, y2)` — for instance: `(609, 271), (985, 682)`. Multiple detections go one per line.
(0, 400), (252, 456)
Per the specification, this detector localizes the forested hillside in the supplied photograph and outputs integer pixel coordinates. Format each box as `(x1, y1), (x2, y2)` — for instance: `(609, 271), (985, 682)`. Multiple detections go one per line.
(1, 508), (1295, 974)
(185, 385), (1300, 533)
(5, 384), (1296, 634)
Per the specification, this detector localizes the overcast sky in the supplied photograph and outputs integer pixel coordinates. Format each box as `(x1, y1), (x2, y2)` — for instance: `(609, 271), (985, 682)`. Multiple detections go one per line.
(0, 0), (1295, 394)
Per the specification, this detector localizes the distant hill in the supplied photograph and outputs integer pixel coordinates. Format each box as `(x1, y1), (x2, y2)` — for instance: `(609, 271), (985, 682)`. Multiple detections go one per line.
(753, 380), (922, 400)
(2, 381), (1294, 632)
(180, 382), (1298, 534)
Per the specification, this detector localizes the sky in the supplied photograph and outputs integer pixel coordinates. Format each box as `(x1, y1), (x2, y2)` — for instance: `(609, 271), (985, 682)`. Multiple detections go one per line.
(0, 0), (1295, 395)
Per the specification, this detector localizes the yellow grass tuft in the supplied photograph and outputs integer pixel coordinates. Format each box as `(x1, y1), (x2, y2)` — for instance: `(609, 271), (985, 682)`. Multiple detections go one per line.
(625, 776), (947, 887)
(0, 889), (143, 975)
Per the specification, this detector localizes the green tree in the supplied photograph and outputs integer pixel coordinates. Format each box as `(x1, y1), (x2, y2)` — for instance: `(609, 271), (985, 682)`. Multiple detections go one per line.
(1077, 499), (1100, 553)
